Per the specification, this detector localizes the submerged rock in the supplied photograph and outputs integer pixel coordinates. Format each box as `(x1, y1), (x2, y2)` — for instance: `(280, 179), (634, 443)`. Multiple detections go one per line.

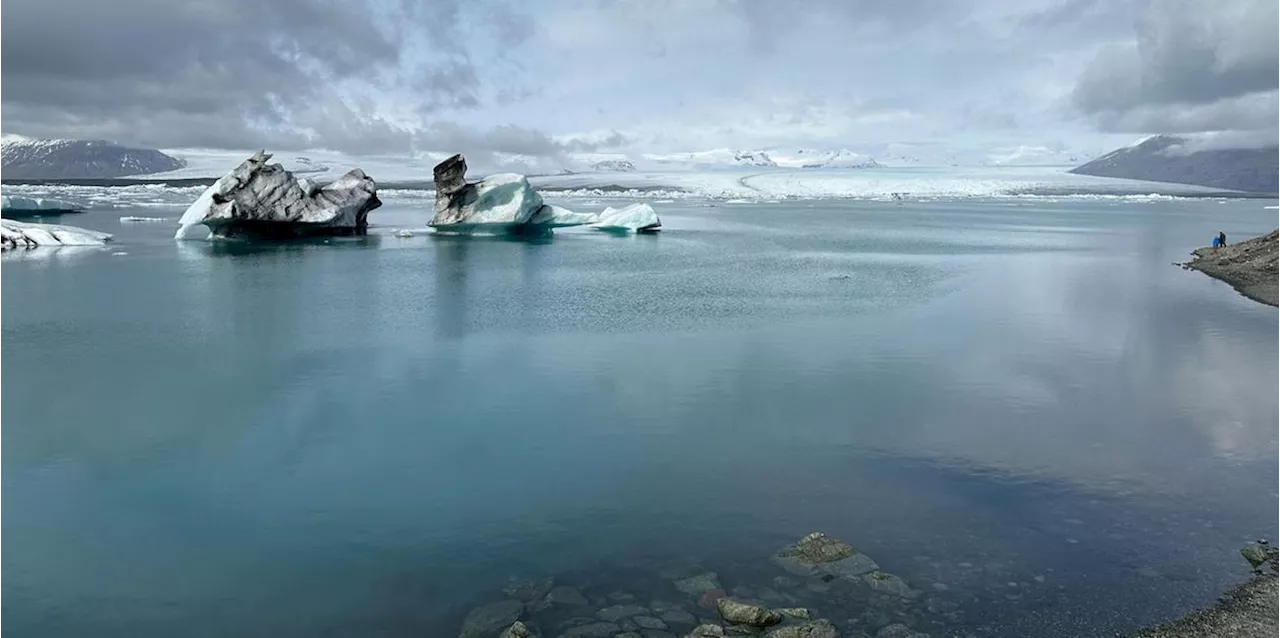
(864, 571), (914, 598)
(504, 577), (555, 602)
(634, 616), (668, 630)
(1, 218), (111, 249)
(686, 625), (726, 638)
(661, 609), (698, 626)
(175, 150), (380, 240)
(765, 619), (838, 638)
(598, 604), (650, 622)
(545, 586), (590, 606)
(675, 572), (723, 596)
(715, 599), (782, 627)
(558, 621), (622, 637)
(774, 533), (879, 580)
(460, 600), (524, 638)
(697, 589), (728, 610)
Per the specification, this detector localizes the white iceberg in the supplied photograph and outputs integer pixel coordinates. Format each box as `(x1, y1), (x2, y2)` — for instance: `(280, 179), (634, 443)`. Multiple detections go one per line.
(175, 150), (381, 240)
(1, 195), (82, 213)
(429, 154), (602, 234)
(1, 218), (112, 249)
(592, 203), (661, 232)
(431, 172), (545, 228)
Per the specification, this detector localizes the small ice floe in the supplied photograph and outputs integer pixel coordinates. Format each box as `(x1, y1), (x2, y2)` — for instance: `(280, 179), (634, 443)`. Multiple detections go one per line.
(112, 251), (129, 256)
(120, 216), (170, 223)
(395, 229), (415, 238)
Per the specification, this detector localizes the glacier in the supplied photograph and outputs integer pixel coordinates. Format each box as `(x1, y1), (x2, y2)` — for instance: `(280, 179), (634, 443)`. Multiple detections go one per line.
(175, 151), (382, 240)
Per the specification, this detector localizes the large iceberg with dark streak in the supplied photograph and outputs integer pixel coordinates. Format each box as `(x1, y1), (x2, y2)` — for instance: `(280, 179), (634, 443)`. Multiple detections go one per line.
(175, 151), (381, 240)
(428, 154), (660, 234)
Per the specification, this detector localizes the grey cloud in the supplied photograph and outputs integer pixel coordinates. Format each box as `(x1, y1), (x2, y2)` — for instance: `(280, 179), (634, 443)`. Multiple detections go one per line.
(416, 123), (629, 157)
(0, 0), (479, 154)
(1072, 0), (1279, 132)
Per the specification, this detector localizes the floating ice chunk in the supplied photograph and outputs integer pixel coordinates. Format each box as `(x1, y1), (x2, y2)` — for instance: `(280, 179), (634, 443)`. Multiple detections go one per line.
(120, 216), (170, 223)
(592, 203), (661, 233)
(430, 171), (546, 228)
(1, 218), (112, 249)
(429, 154), (602, 234)
(175, 150), (380, 240)
(1, 195), (82, 213)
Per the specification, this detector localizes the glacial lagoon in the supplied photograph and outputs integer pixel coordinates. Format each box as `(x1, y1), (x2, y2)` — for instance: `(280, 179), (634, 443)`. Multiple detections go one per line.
(2, 194), (1277, 637)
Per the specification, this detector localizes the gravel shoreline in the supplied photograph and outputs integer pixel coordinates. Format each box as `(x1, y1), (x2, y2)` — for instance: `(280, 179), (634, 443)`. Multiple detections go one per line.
(1179, 229), (1279, 306)
(1132, 573), (1277, 637)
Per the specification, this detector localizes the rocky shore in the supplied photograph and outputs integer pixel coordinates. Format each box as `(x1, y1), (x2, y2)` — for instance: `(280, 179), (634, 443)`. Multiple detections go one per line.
(1178, 229), (1279, 306)
(457, 532), (950, 638)
(1131, 542), (1278, 638)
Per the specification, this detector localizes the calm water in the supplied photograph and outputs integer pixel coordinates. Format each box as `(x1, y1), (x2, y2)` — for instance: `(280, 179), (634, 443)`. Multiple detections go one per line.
(3, 197), (1277, 638)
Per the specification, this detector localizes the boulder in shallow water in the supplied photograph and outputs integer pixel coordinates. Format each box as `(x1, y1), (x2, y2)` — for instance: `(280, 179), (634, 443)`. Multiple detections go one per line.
(773, 532), (879, 580)
(674, 572), (723, 597)
(686, 625), (726, 638)
(175, 150), (381, 240)
(864, 571), (914, 598)
(715, 598), (782, 627)
(500, 621), (537, 638)
(765, 619), (838, 638)
(1241, 541), (1278, 570)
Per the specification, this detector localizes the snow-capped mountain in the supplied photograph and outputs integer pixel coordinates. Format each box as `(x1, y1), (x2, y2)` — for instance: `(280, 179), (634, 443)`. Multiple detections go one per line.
(642, 148), (777, 168)
(1070, 134), (1279, 193)
(591, 159), (637, 172)
(1, 138), (187, 179)
(771, 148), (881, 169)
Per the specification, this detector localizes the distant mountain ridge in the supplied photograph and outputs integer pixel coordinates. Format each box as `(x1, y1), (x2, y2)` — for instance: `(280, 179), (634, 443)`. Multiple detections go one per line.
(1070, 135), (1278, 194)
(1, 138), (187, 179)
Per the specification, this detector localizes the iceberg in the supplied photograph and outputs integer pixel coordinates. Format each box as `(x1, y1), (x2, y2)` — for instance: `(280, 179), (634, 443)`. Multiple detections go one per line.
(429, 154), (600, 234)
(1, 218), (112, 249)
(1, 195), (82, 214)
(174, 150), (381, 240)
(592, 203), (661, 233)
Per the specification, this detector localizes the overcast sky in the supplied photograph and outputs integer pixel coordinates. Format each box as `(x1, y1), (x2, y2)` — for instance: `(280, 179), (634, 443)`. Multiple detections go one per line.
(2, 0), (1276, 159)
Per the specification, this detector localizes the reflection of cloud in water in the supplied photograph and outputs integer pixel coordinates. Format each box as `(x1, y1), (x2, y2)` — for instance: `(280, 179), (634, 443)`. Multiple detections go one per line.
(1170, 327), (1279, 460)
